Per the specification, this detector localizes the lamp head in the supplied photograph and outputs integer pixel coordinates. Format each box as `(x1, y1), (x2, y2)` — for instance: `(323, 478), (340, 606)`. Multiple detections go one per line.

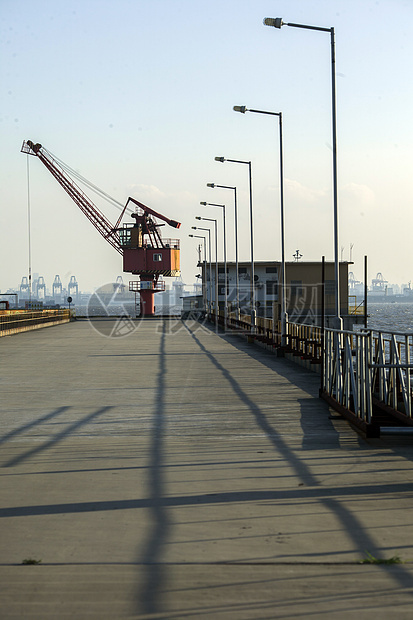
(195, 216), (202, 220)
(263, 17), (283, 28)
(215, 156), (225, 162)
(207, 183), (215, 188)
(188, 234), (194, 237)
(200, 201), (207, 206)
(191, 226), (197, 230)
(233, 105), (247, 114)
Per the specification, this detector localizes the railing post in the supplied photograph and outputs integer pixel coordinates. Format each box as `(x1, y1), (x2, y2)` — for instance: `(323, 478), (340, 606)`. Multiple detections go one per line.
(319, 255), (325, 396)
(334, 330), (342, 403)
(360, 333), (367, 418)
(365, 331), (373, 424)
(406, 335), (412, 418)
(325, 329), (332, 395)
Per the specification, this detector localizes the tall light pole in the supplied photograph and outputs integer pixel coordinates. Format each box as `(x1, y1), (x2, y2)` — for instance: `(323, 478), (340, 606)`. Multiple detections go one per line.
(200, 201), (227, 325)
(215, 157), (256, 331)
(191, 226), (212, 314)
(263, 16), (341, 326)
(189, 233), (208, 312)
(233, 105), (287, 345)
(195, 216), (218, 329)
(207, 183), (240, 320)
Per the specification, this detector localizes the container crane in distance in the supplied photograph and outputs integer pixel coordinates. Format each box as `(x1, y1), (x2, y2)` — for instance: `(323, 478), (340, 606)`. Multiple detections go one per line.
(21, 140), (181, 316)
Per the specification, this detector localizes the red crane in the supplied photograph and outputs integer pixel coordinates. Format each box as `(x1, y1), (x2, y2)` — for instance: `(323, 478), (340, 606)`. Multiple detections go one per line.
(21, 140), (181, 316)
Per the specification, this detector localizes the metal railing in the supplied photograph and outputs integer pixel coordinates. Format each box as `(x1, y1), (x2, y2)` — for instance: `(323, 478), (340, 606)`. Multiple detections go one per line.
(348, 294), (365, 315)
(218, 311), (282, 346)
(370, 330), (413, 418)
(322, 327), (413, 432)
(286, 322), (323, 364)
(205, 310), (413, 433)
(323, 328), (373, 424)
(211, 311), (322, 355)
(0, 309), (72, 337)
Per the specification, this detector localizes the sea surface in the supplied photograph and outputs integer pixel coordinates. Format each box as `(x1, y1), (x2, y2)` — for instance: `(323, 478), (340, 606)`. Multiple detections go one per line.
(367, 302), (413, 333)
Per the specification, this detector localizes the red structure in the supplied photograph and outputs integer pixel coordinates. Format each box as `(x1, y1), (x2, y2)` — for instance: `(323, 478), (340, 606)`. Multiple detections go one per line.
(21, 140), (181, 316)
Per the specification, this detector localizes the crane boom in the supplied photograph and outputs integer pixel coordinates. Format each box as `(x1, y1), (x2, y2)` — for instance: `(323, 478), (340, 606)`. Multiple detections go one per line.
(21, 141), (182, 254)
(21, 140), (122, 253)
(125, 197), (181, 229)
(21, 139), (182, 317)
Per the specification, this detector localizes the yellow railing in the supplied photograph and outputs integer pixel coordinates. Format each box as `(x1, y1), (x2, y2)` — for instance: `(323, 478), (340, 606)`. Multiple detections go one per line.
(0, 309), (72, 337)
(348, 295), (365, 315)
(210, 310), (322, 362)
(287, 322), (323, 362)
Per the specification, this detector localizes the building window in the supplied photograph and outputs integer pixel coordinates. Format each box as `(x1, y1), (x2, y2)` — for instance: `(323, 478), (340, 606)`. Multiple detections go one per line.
(266, 280), (277, 295)
(238, 267), (247, 274)
(266, 267), (277, 274)
(153, 253), (162, 262)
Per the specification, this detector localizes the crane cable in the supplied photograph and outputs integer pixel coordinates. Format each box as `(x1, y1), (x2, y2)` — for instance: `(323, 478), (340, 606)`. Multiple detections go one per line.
(43, 147), (134, 216)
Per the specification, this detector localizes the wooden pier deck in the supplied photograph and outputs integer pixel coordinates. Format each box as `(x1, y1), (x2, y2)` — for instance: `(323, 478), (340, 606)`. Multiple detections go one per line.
(1, 318), (413, 618)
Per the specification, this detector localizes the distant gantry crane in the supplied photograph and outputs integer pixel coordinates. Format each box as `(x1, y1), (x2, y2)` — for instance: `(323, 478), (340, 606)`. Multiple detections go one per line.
(52, 275), (63, 299)
(348, 271), (362, 290)
(19, 276), (30, 296)
(371, 272), (387, 292)
(36, 276), (46, 299)
(68, 275), (79, 299)
(21, 140), (181, 316)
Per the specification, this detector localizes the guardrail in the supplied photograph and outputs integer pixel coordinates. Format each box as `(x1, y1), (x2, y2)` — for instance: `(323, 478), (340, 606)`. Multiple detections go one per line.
(321, 327), (413, 435)
(286, 322), (323, 364)
(0, 309), (72, 337)
(322, 328), (373, 431)
(205, 310), (413, 436)
(348, 294), (365, 315)
(370, 330), (413, 419)
(215, 311), (282, 346)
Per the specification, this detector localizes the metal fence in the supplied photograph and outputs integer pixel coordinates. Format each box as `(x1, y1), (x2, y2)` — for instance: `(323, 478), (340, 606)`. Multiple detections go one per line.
(286, 322), (323, 364)
(322, 328), (373, 425)
(322, 327), (413, 434)
(370, 330), (413, 418)
(207, 310), (413, 434)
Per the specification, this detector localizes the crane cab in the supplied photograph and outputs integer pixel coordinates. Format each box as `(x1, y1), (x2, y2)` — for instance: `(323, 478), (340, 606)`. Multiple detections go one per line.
(119, 224), (180, 276)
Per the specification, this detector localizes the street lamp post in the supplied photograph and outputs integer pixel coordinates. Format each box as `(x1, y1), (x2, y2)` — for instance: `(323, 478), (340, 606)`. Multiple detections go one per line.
(195, 216), (218, 329)
(215, 157), (256, 331)
(233, 105), (287, 345)
(263, 16), (341, 326)
(191, 227), (212, 314)
(207, 183), (240, 320)
(200, 201), (227, 326)
(189, 233), (208, 312)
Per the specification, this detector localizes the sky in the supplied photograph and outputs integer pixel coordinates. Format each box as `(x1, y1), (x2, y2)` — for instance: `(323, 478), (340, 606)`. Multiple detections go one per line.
(1, 0), (412, 294)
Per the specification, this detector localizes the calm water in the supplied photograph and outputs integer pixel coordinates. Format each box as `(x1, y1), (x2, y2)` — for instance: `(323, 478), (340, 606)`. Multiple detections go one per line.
(367, 303), (413, 333)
